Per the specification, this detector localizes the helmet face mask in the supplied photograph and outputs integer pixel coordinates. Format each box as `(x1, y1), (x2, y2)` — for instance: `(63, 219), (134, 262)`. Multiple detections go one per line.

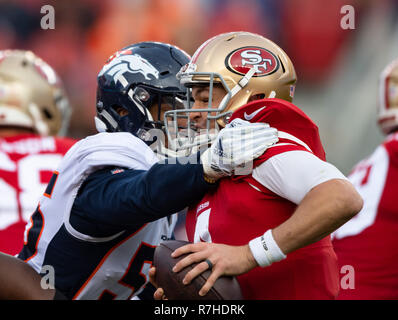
(0, 50), (70, 136)
(164, 74), (231, 153)
(165, 31), (297, 152)
(95, 42), (191, 157)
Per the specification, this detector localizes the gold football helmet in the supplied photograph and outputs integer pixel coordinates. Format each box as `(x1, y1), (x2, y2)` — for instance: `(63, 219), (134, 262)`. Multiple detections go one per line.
(165, 31), (297, 151)
(0, 50), (70, 136)
(379, 58), (398, 135)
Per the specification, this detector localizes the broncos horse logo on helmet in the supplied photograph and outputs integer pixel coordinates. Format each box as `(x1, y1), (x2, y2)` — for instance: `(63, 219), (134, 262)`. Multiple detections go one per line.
(95, 42), (191, 157)
(98, 51), (160, 86)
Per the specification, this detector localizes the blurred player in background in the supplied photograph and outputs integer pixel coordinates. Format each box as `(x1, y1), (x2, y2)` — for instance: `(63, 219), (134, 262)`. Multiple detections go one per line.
(151, 31), (363, 300)
(0, 50), (76, 256)
(18, 41), (277, 300)
(332, 58), (398, 299)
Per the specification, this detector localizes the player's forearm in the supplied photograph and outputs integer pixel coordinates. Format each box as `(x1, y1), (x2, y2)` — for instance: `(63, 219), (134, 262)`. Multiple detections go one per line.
(272, 179), (363, 255)
(73, 153), (214, 228)
(142, 154), (214, 218)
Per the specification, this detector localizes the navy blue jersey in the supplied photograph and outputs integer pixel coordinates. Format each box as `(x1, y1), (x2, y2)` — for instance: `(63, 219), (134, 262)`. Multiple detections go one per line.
(18, 132), (213, 299)
(69, 160), (209, 237)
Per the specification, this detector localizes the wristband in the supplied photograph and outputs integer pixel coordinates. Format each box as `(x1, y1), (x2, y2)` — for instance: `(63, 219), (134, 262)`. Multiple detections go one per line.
(248, 229), (286, 267)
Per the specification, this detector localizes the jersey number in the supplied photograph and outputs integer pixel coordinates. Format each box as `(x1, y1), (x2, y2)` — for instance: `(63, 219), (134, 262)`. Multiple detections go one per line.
(0, 152), (62, 230)
(98, 242), (155, 300)
(194, 208), (212, 243)
(333, 146), (388, 239)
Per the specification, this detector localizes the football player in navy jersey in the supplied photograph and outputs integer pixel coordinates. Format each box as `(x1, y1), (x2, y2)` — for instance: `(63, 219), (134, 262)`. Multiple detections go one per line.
(13, 42), (278, 300)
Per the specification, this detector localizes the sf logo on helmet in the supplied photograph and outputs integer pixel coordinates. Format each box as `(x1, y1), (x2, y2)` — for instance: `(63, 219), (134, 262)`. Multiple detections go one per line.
(226, 47), (279, 77)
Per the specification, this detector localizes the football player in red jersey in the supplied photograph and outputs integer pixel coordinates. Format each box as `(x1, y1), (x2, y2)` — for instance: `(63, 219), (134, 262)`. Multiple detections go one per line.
(0, 50), (76, 256)
(14, 41), (278, 301)
(332, 58), (398, 300)
(150, 31), (363, 300)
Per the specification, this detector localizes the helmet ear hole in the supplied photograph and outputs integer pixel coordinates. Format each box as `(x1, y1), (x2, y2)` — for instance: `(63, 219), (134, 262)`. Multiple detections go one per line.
(248, 93), (265, 102)
(42, 107), (53, 119)
(112, 105), (128, 117)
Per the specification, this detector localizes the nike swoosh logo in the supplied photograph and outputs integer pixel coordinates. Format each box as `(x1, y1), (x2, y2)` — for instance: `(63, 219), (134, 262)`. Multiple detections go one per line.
(244, 107), (266, 120)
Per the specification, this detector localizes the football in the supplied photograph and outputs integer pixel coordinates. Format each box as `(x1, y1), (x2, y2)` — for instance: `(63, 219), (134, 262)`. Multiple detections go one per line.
(153, 240), (243, 300)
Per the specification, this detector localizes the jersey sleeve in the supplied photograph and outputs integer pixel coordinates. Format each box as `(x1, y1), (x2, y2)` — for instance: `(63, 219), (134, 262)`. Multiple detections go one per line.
(71, 155), (212, 232)
(252, 150), (348, 204)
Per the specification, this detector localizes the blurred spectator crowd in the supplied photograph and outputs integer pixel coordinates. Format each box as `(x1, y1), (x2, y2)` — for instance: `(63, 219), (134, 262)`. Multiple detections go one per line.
(0, 0), (396, 140)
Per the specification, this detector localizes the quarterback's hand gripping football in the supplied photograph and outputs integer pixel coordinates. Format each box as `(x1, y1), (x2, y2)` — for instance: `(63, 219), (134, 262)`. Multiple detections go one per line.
(201, 118), (278, 180)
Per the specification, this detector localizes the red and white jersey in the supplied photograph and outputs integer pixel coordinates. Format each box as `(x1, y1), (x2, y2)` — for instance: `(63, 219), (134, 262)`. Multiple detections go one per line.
(186, 99), (347, 300)
(0, 134), (76, 255)
(332, 132), (398, 299)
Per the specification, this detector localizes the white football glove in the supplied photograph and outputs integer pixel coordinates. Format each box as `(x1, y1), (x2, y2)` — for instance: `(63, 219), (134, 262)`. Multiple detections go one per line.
(201, 118), (278, 180)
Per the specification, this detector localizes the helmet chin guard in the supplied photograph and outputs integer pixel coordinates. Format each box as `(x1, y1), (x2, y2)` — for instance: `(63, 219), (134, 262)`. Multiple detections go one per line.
(164, 68), (257, 153)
